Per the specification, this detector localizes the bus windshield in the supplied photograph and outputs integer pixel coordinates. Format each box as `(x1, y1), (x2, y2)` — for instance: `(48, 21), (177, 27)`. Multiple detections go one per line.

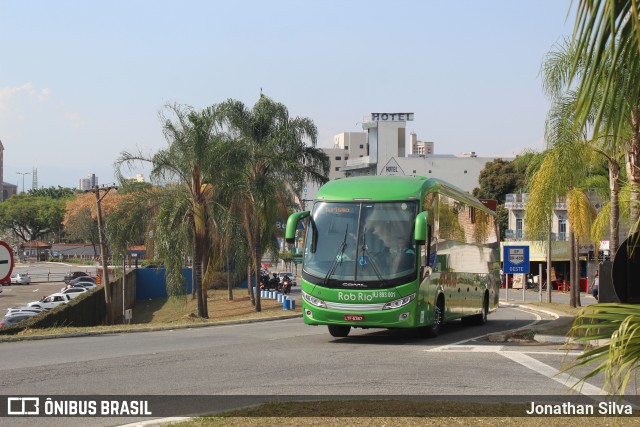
(303, 201), (418, 289)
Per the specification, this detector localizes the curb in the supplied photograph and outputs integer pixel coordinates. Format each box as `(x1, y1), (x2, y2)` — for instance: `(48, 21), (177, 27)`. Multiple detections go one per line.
(497, 301), (575, 344)
(0, 313), (303, 343)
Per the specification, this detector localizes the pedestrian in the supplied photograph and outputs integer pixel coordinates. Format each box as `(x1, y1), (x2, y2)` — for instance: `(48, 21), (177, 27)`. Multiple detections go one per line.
(591, 271), (599, 301)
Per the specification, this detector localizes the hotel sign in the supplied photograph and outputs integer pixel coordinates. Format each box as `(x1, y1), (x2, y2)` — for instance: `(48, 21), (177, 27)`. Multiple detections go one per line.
(370, 113), (414, 121)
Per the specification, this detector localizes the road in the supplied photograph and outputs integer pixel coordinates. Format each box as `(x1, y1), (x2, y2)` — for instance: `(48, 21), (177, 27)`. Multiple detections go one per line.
(0, 304), (610, 426)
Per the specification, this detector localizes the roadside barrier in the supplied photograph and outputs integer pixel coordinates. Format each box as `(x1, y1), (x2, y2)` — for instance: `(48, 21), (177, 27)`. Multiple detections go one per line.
(256, 288), (297, 310)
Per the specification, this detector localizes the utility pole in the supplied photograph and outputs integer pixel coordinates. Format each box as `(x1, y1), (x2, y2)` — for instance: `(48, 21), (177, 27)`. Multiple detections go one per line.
(16, 171), (31, 193)
(87, 184), (118, 324)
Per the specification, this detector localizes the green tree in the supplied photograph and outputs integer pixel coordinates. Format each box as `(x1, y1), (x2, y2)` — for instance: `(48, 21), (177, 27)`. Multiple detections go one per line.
(473, 157), (531, 240)
(473, 158), (526, 200)
(63, 206), (100, 255)
(117, 103), (238, 318)
(28, 186), (76, 199)
(0, 194), (66, 242)
(217, 94), (330, 312)
(117, 180), (153, 194)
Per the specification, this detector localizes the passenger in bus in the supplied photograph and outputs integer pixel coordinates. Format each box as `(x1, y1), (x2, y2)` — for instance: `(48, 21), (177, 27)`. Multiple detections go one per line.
(392, 238), (416, 271)
(394, 238), (415, 255)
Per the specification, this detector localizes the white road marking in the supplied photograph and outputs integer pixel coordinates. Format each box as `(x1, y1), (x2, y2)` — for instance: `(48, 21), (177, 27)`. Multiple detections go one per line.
(428, 307), (544, 352)
(499, 350), (606, 396)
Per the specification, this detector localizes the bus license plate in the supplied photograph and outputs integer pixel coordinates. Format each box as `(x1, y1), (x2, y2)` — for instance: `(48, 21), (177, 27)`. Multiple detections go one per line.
(344, 314), (365, 322)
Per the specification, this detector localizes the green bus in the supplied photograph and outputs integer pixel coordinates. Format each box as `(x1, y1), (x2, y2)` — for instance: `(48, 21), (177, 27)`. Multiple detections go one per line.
(285, 175), (500, 338)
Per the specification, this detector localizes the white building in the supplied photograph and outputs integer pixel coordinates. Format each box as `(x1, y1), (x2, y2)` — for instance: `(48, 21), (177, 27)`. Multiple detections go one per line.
(78, 174), (98, 191)
(309, 112), (510, 201)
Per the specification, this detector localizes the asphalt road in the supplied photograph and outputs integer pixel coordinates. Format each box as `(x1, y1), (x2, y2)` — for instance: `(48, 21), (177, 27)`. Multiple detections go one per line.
(0, 304), (608, 427)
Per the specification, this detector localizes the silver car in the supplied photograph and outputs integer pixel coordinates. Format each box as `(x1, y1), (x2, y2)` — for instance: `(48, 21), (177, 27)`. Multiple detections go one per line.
(10, 273), (31, 285)
(0, 311), (40, 327)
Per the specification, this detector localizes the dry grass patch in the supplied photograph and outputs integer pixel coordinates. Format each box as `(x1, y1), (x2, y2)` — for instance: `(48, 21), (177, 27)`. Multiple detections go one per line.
(132, 290), (290, 324)
(170, 401), (639, 427)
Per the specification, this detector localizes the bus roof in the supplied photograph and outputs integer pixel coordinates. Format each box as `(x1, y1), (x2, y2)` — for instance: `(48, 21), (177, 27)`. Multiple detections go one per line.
(314, 175), (491, 213)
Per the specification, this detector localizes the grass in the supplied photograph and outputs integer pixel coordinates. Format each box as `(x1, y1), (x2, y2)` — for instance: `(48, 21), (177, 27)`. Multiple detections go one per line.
(3, 289), (296, 339)
(168, 401), (640, 426)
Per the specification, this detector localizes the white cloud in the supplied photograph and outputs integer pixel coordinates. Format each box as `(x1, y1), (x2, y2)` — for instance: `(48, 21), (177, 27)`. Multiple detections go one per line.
(0, 83), (34, 119)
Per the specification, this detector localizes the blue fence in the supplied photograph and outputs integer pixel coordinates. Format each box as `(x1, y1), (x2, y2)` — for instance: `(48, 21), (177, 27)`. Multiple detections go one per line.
(135, 268), (254, 299)
(135, 268), (193, 300)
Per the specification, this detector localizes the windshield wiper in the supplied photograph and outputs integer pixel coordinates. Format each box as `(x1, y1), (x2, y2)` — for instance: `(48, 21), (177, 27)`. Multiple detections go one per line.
(360, 227), (389, 288)
(323, 224), (348, 286)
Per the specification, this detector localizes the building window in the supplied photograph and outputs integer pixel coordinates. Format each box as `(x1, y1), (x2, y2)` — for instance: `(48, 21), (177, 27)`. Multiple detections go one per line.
(558, 219), (567, 241)
(335, 167), (340, 171)
(516, 218), (523, 239)
(413, 170), (416, 173)
(464, 170), (468, 174)
(428, 170), (432, 173)
(344, 146), (348, 149)
(360, 155), (363, 157)
(345, 157), (349, 160)
(359, 144), (364, 149)
(335, 156), (342, 160)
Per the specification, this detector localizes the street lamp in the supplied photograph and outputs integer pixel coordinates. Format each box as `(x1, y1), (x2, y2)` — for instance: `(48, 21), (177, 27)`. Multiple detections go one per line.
(16, 171), (31, 193)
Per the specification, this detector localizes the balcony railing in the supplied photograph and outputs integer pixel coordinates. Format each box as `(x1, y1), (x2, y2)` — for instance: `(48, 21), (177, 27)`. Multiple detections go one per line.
(505, 193), (568, 210)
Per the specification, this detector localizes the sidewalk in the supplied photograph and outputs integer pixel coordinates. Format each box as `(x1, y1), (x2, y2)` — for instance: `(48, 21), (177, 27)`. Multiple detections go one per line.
(498, 288), (595, 345)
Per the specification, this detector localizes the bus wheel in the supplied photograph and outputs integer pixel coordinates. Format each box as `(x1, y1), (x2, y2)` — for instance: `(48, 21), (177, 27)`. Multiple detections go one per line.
(328, 325), (351, 337)
(463, 294), (488, 326)
(418, 298), (444, 338)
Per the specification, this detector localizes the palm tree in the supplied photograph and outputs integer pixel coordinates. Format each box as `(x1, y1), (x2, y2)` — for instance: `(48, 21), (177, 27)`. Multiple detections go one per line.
(116, 103), (238, 318)
(559, 1), (640, 395)
(218, 94), (330, 312)
(542, 37), (627, 258)
(571, 0), (640, 228)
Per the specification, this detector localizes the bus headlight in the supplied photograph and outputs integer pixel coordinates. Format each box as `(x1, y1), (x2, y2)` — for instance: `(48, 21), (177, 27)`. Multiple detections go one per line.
(382, 293), (416, 310)
(302, 291), (327, 308)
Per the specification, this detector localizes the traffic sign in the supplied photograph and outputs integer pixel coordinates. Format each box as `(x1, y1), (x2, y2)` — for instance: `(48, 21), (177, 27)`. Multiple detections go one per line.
(503, 245), (530, 274)
(0, 241), (15, 283)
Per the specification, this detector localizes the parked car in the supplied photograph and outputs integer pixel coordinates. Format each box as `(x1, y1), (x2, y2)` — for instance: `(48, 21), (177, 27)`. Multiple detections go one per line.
(64, 271), (89, 284)
(60, 287), (88, 298)
(278, 272), (296, 286)
(61, 282), (96, 292)
(6, 306), (45, 315)
(10, 273), (31, 285)
(70, 276), (96, 285)
(27, 293), (72, 310)
(0, 311), (40, 327)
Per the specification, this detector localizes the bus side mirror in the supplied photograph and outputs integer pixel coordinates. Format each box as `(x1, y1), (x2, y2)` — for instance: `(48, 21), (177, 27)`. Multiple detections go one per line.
(285, 211), (310, 243)
(414, 211), (428, 245)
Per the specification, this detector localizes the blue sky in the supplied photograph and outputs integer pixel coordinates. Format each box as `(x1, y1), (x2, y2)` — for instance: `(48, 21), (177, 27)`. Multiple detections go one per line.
(0, 0), (575, 190)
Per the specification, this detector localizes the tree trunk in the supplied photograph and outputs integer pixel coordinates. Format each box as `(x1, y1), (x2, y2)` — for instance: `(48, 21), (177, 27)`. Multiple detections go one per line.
(573, 234), (581, 307)
(627, 108), (640, 227)
(569, 230), (576, 308)
(609, 160), (621, 259)
(227, 249), (233, 301)
(254, 225), (262, 312)
(546, 226), (552, 304)
(193, 253), (204, 317)
(242, 213), (256, 307)
(201, 253), (209, 318)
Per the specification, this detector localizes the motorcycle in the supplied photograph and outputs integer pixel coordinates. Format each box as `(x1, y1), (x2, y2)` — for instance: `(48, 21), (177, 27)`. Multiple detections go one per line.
(281, 276), (292, 295)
